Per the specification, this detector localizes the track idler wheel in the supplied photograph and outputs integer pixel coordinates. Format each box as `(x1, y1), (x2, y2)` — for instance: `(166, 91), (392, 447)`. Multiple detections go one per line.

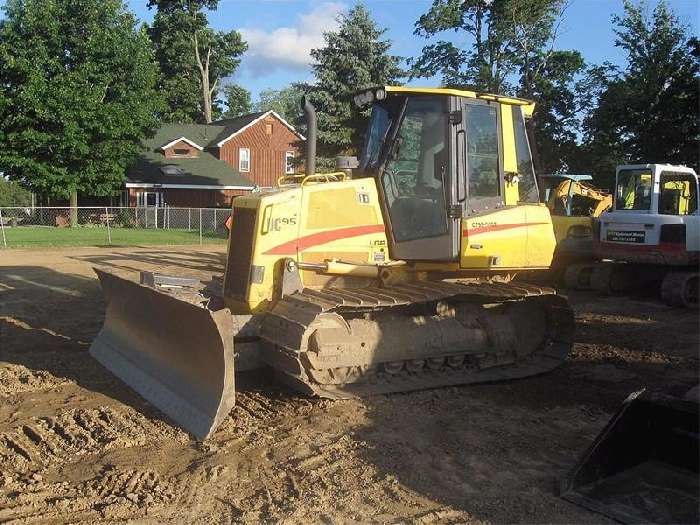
(563, 263), (594, 290)
(591, 263), (635, 295)
(661, 272), (699, 309)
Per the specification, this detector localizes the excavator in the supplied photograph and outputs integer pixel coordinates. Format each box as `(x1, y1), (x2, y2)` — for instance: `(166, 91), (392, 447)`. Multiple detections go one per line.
(90, 86), (575, 440)
(538, 173), (612, 289)
(537, 174), (612, 284)
(563, 164), (699, 307)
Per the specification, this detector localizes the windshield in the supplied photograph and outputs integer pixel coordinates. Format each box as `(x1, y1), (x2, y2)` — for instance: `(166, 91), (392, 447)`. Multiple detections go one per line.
(358, 96), (407, 171)
(616, 169), (653, 211)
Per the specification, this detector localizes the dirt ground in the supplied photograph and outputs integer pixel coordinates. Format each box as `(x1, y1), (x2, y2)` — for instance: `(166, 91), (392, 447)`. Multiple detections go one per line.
(1, 246), (698, 524)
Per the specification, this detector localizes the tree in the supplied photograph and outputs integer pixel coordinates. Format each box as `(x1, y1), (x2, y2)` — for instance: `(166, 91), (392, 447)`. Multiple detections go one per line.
(0, 178), (32, 207)
(0, 0), (162, 222)
(524, 50), (585, 173)
(411, 0), (584, 172)
(307, 4), (403, 164)
(148, 0), (247, 123)
(254, 85), (306, 123)
(221, 84), (252, 118)
(412, 0), (567, 92)
(581, 1), (699, 186)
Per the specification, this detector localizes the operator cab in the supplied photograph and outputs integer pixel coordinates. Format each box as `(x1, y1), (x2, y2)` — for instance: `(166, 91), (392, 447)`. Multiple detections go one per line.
(355, 86), (540, 262)
(614, 164), (698, 216)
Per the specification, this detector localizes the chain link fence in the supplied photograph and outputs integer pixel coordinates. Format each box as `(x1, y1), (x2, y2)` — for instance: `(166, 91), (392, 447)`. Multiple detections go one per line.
(0, 206), (231, 248)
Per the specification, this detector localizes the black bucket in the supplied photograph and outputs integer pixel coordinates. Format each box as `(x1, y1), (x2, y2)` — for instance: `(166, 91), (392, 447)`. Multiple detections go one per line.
(561, 388), (699, 524)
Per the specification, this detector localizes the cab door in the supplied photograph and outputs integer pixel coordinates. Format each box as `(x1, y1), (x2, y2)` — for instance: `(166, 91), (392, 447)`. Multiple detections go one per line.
(460, 100), (529, 269)
(379, 95), (460, 261)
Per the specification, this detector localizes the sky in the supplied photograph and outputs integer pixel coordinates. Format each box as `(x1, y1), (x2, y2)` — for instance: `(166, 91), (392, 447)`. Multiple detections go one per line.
(123, 0), (699, 100)
(3, 0), (699, 101)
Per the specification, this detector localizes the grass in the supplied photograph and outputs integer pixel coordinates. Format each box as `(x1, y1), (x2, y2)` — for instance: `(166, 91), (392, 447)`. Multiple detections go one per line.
(0, 226), (227, 248)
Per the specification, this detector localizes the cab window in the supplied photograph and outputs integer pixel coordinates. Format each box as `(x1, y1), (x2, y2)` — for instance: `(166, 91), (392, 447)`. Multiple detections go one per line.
(466, 105), (500, 198)
(616, 169), (653, 210)
(512, 106), (539, 203)
(659, 172), (697, 215)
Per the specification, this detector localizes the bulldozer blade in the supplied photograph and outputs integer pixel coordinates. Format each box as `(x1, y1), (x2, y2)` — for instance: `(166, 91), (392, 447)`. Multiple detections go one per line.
(561, 388), (699, 524)
(90, 269), (236, 440)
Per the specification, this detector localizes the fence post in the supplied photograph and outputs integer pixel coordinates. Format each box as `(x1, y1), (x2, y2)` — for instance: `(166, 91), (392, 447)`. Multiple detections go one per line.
(105, 206), (112, 245)
(0, 208), (6, 248)
(155, 206), (158, 230)
(188, 208), (191, 231)
(199, 208), (203, 245)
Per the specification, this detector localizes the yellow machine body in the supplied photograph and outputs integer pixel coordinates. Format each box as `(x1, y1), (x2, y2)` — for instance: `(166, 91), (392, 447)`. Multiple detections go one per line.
(225, 86), (557, 314)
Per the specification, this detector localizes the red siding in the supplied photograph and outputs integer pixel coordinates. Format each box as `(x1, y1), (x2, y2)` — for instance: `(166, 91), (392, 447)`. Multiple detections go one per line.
(217, 114), (302, 188)
(163, 139), (200, 159)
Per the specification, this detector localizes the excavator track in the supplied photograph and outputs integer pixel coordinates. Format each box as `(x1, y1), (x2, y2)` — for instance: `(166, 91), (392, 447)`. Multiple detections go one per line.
(260, 281), (574, 398)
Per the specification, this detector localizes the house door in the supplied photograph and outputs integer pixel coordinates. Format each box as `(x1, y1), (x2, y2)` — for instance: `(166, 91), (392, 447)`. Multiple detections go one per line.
(136, 191), (163, 228)
(136, 191), (163, 207)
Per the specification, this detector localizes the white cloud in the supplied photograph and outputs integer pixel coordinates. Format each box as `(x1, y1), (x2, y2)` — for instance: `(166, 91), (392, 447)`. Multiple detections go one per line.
(240, 2), (346, 75)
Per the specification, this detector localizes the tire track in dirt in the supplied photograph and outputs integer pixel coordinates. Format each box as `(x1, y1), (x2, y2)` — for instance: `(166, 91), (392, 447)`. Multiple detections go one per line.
(0, 405), (189, 522)
(0, 364), (73, 397)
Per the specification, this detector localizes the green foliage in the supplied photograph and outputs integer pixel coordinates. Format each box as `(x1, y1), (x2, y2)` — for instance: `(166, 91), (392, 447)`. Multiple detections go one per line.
(412, 0), (566, 93)
(254, 85), (306, 124)
(306, 4), (404, 163)
(0, 178), (33, 207)
(412, 0), (584, 172)
(148, 0), (247, 123)
(524, 50), (585, 173)
(0, 0), (163, 199)
(580, 0), (699, 187)
(221, 84), (252, 118)
(149, 9), (203, 122)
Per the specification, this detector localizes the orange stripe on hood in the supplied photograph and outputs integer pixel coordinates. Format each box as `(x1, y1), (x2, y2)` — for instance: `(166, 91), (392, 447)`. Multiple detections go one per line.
(264, 224), (385, 255)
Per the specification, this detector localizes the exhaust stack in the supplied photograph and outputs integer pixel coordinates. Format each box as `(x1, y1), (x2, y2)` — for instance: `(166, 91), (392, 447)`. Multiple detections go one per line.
(302, 96), (317, 176)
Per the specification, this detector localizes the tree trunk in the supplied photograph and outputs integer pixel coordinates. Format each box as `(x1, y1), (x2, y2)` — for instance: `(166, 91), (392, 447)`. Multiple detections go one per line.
(69, 190), (78, 227)
(202, 73), (212, 123)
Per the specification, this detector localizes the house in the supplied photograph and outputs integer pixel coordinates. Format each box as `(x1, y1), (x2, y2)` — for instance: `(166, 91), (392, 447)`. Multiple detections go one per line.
(124, 111), (304, 208)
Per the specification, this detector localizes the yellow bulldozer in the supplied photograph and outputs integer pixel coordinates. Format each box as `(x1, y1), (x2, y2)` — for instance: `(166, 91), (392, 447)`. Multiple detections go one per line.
(90, 86), (574, 439)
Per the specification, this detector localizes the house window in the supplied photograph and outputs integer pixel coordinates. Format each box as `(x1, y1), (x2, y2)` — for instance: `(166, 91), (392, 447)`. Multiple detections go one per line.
(239, 148), (250, 172)
(265, 123), (273, 135)
(285, 151), (295, 174)
(173, 148), (190, 156)
(160, 165), (184, 176)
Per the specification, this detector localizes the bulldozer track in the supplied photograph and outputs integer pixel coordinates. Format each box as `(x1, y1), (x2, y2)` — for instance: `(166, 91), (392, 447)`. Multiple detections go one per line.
(261, 281), (574, 398)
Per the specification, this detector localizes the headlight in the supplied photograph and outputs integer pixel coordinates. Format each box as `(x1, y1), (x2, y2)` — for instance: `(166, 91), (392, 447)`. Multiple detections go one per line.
(353, 90), (375, 107)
